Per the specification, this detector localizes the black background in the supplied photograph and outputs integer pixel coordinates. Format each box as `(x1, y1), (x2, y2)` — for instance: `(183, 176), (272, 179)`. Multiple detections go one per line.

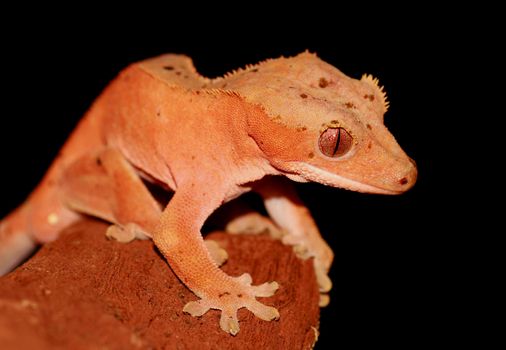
(0, 9), (458, 348)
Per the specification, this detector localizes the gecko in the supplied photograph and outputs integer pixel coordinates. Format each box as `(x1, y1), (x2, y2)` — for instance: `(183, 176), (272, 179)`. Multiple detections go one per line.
(0, 52), (417, 335)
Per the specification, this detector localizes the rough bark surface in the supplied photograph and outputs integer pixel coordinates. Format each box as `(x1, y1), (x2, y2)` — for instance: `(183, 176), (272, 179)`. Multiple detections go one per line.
(0, 219), (320, 349)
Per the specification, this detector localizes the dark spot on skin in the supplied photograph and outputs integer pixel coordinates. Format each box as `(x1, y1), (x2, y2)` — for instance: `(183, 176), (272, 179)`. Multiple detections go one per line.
(364, 94), (375, 101)
(251, 68), (258, 72)
(191, 155), (196, 160)
(163, 65), (174, 70)
(308, 152), (314, 158)
(319, 78), (329, 88)
(219, 292), (231, 298)
(237, 294), (243, 298)
(368, 142), (372, 149)
(366, 124), (372, 130)
(184, 75), (188, 79)
(96, 158), (102, 166)
(300, 93), (308, 99)
(222, 83), (227, 88)
(345, 102), (355, 109)
(296, 126), (307, 132)
(156, 111), (161, 117)
(175, 71), (181, 76)
(399, 177), (408, 185)
(196, 91), (201, 95)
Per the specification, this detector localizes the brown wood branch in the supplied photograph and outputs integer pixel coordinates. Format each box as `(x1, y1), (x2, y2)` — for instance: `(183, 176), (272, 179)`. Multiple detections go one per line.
(0, 219), (320, 349)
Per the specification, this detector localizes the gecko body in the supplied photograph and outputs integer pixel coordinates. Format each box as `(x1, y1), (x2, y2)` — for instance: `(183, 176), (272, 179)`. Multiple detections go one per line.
(0, 52), (416, 334)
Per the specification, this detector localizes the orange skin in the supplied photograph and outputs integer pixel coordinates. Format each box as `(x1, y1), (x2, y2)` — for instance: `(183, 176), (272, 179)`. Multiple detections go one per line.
(0, 52), (416, 335)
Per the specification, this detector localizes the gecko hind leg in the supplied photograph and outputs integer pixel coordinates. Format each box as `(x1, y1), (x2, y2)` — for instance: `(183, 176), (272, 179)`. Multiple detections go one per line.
(61, 148), (162, 237)
(61, 148), (228, 266)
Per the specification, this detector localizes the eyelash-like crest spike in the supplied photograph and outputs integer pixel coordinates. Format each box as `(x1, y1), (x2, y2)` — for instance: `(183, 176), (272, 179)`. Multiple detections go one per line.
(361, 74), (389, 112)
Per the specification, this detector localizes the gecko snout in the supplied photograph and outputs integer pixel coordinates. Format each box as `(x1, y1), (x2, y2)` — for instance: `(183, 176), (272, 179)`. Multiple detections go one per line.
(396, 157), (417, 191)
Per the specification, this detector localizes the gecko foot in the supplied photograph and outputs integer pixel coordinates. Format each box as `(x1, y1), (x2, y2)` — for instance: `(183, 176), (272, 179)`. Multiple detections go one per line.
(226, 212), (284, 239)
(183, 273), (280, 335)
(226, 213), (333, 305)
(282, 233), (333, 303)
(105, 223), (150, 243)
(204, 239), (229, 267)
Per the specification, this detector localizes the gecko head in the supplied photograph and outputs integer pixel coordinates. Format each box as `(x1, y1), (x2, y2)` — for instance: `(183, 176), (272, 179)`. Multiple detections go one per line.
(223, 52), (417, 194)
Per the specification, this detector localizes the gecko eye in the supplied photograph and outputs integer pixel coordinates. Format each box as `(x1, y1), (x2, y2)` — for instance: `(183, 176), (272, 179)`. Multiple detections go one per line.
(318, 127), (353, 158)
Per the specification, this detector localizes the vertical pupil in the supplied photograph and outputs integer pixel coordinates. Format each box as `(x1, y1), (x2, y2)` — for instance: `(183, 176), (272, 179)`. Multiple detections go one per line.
(318, 127), (353, 158)
(333, 128), (341, 155)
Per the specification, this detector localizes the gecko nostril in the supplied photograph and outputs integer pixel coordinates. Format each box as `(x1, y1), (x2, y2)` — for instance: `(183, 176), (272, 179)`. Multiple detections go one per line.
(399, 177), (408, 185)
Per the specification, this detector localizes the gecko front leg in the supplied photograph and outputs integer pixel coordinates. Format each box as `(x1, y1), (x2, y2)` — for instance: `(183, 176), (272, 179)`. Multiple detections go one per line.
(59, 149), (269, 334)
(153, 181), (279, 335)
(228, 177), (333, 305)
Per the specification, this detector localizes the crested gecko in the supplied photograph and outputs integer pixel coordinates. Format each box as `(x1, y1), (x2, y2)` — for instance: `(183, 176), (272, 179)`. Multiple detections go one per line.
(0, 52), (417, 335)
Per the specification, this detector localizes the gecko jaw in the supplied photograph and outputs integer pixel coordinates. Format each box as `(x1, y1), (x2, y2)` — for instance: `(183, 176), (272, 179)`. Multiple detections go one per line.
(287, 163), (402, 195)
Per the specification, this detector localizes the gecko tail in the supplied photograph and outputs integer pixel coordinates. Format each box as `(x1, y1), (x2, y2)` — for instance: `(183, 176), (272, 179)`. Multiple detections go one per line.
(0, 206), (37, 276)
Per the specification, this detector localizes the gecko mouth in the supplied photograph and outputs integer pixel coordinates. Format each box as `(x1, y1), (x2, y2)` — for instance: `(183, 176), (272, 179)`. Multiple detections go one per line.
(286, 163), (402, 195)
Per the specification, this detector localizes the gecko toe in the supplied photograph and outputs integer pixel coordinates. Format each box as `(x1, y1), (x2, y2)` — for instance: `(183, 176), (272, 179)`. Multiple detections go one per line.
(183, 274), (279, 335)
(319, 294), (330, 307)
(219, 308), (240, 335)
(226, 213), (284, 239)
(204, 239), (229, 267)
(281, 234), (301, 246)
(246, 300), (280, 321)
(183, 299), (211, 317)
(315, 264), (332, 293)
(236, 272), (253, 285)
(106, 223), (150, 243)
(106, 225), (136, 243)
(251, 281), (279, 297)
